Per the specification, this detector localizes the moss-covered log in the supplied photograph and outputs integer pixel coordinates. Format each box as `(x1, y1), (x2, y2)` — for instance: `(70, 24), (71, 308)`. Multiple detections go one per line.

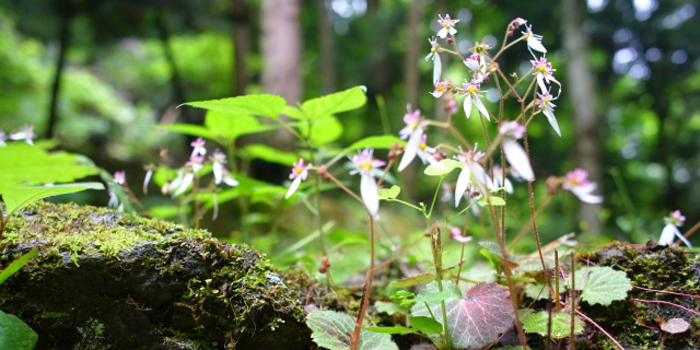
(0, 201), (315, 350)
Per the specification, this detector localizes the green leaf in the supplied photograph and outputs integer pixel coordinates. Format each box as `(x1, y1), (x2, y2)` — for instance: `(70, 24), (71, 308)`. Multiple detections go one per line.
(148, 205), (191, 220)
(205, 111), (279, 140)
(299, 116), (343, 145)
(182, 94), (286, 118)
(478, 241), (518, 262)
(348, 135), (405, 151)
(301, 86), (367, 119)
(363, 326), (414, 335)
(281, 105), (306, 120)
(572, 266), (632, 306)
(374, 301), (404, 316)
(390, 290), (416, 300)
(241, 144), (302, 165)
(0, 310), (38, 350)
(424, 159), (462, 176)
(0, 249), (37, 286)
(522, 311), (584, 339)
(378, 185), (401, 200)
(476, 196), (506, 206)
(0, 143), (99, 186)
(524, 282), (565, 300)
(307, 310), (398, 350)
(413, 291), (454, 304)
(409, 316), (443, 334)
(389, 273), (440, 289)
(156, 124), (216, 139)
(1, 182), (105, 215)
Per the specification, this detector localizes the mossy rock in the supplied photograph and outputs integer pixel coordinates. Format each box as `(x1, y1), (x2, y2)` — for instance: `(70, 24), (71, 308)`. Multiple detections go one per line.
(0, 201), (316, 350)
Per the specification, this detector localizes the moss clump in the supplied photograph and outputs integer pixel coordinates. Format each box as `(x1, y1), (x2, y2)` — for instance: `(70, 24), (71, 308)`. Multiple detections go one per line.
(0, 201), (315, 350)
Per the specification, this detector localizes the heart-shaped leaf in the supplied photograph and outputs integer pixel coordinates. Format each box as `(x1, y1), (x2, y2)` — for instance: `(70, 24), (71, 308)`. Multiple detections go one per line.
(306, 310), (398, 350)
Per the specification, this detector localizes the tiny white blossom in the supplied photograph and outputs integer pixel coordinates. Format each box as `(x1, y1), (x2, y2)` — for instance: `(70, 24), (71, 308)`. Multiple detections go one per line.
(499, 122), (534, 182)
(450, 227), (473, 244)
(425, 37), (442, 84)
(461, 80), (490, 121)
(659, 210), (691, 247)
(454, 147), (494, 207)
(562, 169), (603, 204)
(9, 125), (35, 145)
(437, 14), (459, 39)
(190, 137), (206, 157)
(430, 81), (448, 98)
(464, 53), (489, 84)
(350, 148), (386, 217)
(531, 56), (561, 97)
(286, 158), (312, 199)
(522, 24), (547, 57)
(492, 165), (514, 194)
(538, 91), (561, 136)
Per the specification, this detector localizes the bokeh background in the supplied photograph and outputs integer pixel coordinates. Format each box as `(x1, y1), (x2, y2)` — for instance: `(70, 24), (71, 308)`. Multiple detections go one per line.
(1, 0), (699, 270)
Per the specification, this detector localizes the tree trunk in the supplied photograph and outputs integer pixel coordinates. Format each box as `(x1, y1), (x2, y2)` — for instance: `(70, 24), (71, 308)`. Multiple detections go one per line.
(404, 0), (422, 108)
(232, 0), (251, 96)
(46, 9), (71, 139)
(562, 0), (602, 233)
(318, 0), (335, 94)
(261, 0), (303, 104)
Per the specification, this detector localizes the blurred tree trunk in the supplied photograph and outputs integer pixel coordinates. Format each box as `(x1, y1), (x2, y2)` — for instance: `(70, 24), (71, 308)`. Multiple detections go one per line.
(261, 0), (303, 104)
(562, 0), (602, 233)
(368, 0), (389, 97)
(231, 0), (251, 96)
(404, 0), (422, 108)
(157, 16), (196, 124)
(318, 0), (335, 94)
(46, 6), (72, 138)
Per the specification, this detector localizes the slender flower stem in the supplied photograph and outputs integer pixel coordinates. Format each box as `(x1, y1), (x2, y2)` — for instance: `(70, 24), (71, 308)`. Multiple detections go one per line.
(324, 173), (364, 204)
(314, 176), (327, 254)
(350, 215), (376, 350)
(575, 309), (627, 350)
(631, 299), (700, 318)
(677, 220), (700, 244)
(569, 253), (576, 350)
(455, 212), (470, 284)
(376, 158), (394, 187)
(491, 35), (527, 61)
(372, 234), (426, 271)
(633, 286), (700, 299)
(509, 195), (552, 249)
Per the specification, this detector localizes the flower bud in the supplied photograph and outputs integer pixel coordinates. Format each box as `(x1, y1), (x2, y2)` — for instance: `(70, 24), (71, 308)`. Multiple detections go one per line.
(546, 176), (560, 196)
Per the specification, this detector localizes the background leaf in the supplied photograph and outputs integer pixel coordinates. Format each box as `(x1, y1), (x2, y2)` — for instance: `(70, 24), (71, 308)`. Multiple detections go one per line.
(377, 185), (401, 200)
(424, 159), (462, 176)
(0, 310), (38, 350)
(0, 249), (37, 286)
(1, 182), (105, 215)
(348, 135), (405, 151)
(306, 310), (398, 350)
(0, 143), (99, 186)
(241, 144), (303, 165)
(409, 316), (443, 334)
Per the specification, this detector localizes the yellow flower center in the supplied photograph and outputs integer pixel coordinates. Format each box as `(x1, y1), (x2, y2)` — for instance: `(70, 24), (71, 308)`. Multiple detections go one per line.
(431, 48), (436, 54)
(419, 143), (427, 151)
(571, 179), (579, 186)
(544, 97), (551, 103)
(295, 167), (303, 174)
(538, 65), (547, 73)
(437, 85), (444, 92)
(409, 121), (419, 130)
(468, 87), (478, 94)
(443, 22), (451, 28)
(360, 162), (372, 171)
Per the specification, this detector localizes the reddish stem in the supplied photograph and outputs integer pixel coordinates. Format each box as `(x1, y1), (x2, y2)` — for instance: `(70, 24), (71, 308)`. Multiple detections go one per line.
(574, 309), (627, 350)
(631, 299), (700, 318)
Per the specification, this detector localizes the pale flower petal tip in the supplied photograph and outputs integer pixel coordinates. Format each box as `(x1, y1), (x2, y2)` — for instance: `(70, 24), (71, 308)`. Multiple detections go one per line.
(450, 227), (473, 243)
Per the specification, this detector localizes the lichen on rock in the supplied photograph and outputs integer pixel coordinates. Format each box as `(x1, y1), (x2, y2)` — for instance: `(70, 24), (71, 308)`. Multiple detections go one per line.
(0, 201), (315, 350)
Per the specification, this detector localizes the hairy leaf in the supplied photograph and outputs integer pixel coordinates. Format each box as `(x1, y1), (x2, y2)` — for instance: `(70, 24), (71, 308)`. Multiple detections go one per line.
(182, 94), (286, 118)
(378, 185), (401, 200)
(301, 86), (367, 119)
(661, 318), (689, 334)
(0, 311), (38, 350)
(348, 135), (405, 151)
(1, 183), (105, 215)
(0, 249), (37, 286)
(412, 282), (515, 349)
(306, 310), (398, 350)
(522, 311), (584, 339)
(424, 159), (462, 176)
(570, 266), (632, 306)
(0, 143), (99, 186)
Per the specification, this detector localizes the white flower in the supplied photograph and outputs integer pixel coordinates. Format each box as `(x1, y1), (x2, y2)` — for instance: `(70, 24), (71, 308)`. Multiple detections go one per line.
(492, 165), (514, 194)
(172, 172), (194, 198)
(531, 56), (561, 97)
(499, 121), (534, 182)
(220, 168), (239, 187)
(210, 150), (227, 185)
(188, 155), (204, 173)
(450, 227), (473, 244)
(659, 210), (691, 247)
(399, 134), (446, 172)
(430, 81), (448, 98)
(461, 80), (490, 121)
(143, 169), (153, 194)
(562, 169), (603, 204)
(286, 158), (312, 199)
(0, 130), (6, 147)
(522, 24), (547, 57)
(190, 137), (207, 157)
(108, 171), (126, 211)
(113, 171), (126, 185)
(9, 125), (35, 145)
(349, 148), (386, 217)
(398, 110), (437, 172)
(425, 37), (442, 84)
(454, 147), (494, 207)
(464, 53), (489, 84)
(538, 91), (561, 136)
(437, 14), (459, 39)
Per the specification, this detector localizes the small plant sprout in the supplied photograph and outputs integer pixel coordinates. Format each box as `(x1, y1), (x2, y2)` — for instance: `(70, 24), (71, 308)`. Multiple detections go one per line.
(9, 125), (35, 145)
(436, 14), (459, 39)
(538, 91), (561, 136)
(461, 80), (490, 120)
(454, 147), (494, 207)
(659, 210), (691, 247)
(562, 168), (603, 203)
(450, 226), (472, 243)
(499, 121), (535, 182)
(190, 137), (206, 157)
(431, 81), (448, 98)
(286, 158), (312, 199)
(349, 148), (385, 217)
(426, 37), (442, 84)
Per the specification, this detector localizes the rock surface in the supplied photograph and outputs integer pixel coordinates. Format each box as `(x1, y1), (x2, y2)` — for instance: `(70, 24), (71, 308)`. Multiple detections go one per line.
(0, 201), (316, 350)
